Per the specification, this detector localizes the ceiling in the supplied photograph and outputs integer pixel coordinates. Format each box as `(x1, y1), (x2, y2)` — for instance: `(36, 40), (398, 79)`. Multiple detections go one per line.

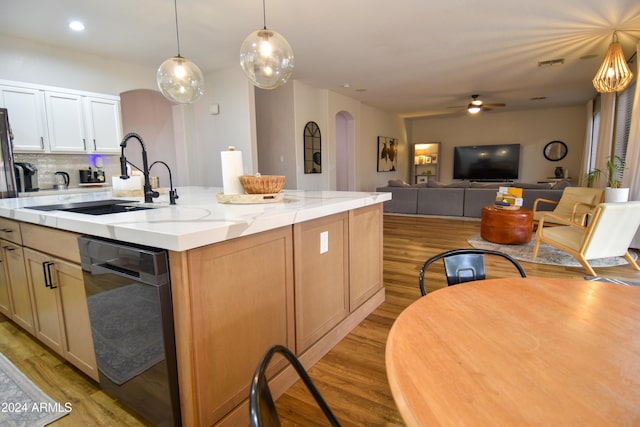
(2, 0), (640, 118)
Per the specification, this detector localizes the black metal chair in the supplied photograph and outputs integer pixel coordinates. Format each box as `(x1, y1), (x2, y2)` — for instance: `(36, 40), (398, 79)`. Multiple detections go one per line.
(249, 344), (341, 427)
(419, 248), (527, 296)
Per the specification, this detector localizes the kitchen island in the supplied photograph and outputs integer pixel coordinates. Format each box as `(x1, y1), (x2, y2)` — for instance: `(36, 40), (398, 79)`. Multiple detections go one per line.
(0, 187), (390, 426)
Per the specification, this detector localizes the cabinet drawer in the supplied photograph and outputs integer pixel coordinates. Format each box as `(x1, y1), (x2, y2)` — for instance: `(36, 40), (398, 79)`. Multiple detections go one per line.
(20, 223), (80, 263)
(0, 218), (23, 245)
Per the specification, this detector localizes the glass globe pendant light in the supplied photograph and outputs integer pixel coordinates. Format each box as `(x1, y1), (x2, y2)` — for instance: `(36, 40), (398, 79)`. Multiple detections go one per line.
(239, 0), (294, 90)
(156, 0), (204, 103)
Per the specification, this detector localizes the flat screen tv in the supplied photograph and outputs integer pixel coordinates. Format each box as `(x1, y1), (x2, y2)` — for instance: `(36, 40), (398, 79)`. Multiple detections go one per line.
(453, 144), (520, 181)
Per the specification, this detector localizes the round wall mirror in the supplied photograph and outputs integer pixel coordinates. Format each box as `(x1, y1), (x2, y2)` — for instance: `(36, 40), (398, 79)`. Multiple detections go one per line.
(543, 140), (568, 161)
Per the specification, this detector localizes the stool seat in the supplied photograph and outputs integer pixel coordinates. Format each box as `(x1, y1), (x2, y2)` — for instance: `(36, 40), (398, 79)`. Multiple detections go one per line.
(481, 206), (533, 245)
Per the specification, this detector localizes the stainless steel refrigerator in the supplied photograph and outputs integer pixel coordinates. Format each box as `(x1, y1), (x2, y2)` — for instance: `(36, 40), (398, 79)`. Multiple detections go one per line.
(0, 109), (17, 198)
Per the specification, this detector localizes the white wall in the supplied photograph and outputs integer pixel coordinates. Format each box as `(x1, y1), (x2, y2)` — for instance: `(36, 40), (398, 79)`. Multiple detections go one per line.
(408, 106), (586, 184)
(255, 82), (297, 189)
(293, 81), (328, 191)
(188, 66), (257, 187)
(0, 34), (154, 95)
(0, 34), (259, 189)
(359, 104), (407, 191)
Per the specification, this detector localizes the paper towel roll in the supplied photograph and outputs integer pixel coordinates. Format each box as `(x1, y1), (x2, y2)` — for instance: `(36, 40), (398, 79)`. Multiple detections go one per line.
(221, 148), (245, 195)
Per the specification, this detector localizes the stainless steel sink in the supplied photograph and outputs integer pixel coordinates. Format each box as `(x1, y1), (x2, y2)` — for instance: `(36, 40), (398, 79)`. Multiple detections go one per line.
(25, 199), (160, 215)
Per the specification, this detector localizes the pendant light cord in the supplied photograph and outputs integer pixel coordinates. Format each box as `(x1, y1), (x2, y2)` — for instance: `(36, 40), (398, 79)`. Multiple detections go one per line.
(174, 0), (182, 57)
(262, 0), (267, 30)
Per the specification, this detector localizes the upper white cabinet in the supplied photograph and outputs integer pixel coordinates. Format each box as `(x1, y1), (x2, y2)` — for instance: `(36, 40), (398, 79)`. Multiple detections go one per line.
(84, 97), (123, 153)
(0, 80), (122, 154)
(0, 86), (48, 152)
(45, 91), (87, 153)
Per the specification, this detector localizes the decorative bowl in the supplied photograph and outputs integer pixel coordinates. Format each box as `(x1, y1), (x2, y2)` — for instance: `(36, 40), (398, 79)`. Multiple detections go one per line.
(239, 175), (285, 194)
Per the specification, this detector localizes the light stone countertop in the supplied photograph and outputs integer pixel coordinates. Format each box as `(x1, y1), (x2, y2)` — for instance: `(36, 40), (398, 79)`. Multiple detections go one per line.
(0, 187), (391, 251)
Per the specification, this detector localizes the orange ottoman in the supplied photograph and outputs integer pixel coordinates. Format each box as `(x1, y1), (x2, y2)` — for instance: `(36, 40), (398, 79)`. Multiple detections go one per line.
(481, 206), (533, 245)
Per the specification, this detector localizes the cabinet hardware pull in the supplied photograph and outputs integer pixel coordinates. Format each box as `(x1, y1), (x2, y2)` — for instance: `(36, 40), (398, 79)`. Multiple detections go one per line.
(43, 261), (57, 289)
(40, 136), (44, 148)
(1, 228), (12, 233)
(3, 246), (15, 251)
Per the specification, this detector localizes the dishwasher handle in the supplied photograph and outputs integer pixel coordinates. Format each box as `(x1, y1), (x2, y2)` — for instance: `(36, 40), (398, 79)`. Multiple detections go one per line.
(91, 262), (141, 280)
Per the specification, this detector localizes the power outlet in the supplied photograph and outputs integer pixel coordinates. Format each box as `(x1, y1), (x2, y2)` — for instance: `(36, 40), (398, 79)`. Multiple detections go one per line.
(320, 231), (329, 254)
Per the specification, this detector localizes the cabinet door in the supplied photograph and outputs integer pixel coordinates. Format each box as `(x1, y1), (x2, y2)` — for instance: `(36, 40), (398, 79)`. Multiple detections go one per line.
(54, 258), (98, 381)
(45, 91), (87, 153)
(0, 86), (47, 152)
(0, 246), (12, 317)
(293, 213), (349, 352)
(23, 248), (65, 355)
(349, 204), (384, 310)
(178, 226), (294, 426)
(84, 97), (122, 153)
(2, 243), (35, 335)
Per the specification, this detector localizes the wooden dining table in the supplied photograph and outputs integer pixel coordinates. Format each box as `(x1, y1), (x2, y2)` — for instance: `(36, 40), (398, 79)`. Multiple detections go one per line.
(385, 277), (640, 426)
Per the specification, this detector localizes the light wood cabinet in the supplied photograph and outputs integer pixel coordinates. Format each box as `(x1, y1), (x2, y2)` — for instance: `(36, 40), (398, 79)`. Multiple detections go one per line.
(169, 206), (385, 426)
(0, 85), (47, 152)
(0, 219), (23, 318)
(349, 204), (384, 310)
(23, 248), (65, 354)
(20, 223), (97, 381)
(1, 241), (35, 335)
(170, 226), (294, 426)
(293, 212), (349, 352)
(0, 247), (11, 317)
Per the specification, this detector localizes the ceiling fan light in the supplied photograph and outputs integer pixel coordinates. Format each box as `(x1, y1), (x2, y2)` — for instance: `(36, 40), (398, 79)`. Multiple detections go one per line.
(157, 56), (205, 104)
(468, 104), (481, 114)
(592, 33), (634, 93)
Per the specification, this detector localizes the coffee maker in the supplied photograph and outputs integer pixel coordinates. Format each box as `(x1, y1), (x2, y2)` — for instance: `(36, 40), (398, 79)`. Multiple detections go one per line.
(14, 162), (39, 192)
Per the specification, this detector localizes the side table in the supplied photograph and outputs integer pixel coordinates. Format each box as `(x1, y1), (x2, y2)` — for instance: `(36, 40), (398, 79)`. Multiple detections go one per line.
(481, 206), (533, 244)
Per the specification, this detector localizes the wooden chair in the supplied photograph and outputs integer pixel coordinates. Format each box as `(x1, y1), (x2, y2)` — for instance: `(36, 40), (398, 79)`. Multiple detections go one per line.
(249, 344), (340, 427)
(532, 187), (604, 226)
(534, 201), (640, 276)
(419, 249), (527, 296)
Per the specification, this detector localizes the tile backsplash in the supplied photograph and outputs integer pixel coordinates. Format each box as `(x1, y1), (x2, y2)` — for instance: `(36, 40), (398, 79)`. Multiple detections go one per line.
(14, 154), (121, 189)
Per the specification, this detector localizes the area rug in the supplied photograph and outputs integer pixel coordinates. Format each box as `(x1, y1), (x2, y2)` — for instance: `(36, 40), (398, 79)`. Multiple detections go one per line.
(0, 353), (69, 426)
(467, 234), (638, 268)
(87, 284), (164, 385)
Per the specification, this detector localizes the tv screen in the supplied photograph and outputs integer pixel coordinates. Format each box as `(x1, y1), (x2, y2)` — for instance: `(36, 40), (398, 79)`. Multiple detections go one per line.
(453, 144), (520, 181)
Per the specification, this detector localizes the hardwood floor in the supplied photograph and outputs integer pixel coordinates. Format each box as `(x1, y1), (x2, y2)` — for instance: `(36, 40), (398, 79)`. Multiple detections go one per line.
(1, 214), (639, 426)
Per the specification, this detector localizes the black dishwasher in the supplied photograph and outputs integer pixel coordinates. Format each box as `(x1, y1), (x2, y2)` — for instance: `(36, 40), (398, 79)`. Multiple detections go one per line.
(78, 236), (181, 426)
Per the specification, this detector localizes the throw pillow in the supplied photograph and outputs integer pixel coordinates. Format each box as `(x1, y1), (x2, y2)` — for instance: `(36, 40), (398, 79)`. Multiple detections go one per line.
(427, 181), (470, 188)
(470, 182), (509, 188)
(388, 179), (410, 187)
(551, 180), (572, 190)
(517, 182), (554, 189)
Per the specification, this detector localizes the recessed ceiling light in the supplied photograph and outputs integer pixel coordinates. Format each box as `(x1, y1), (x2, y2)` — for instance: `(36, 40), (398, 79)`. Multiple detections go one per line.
(69, 20), (85, 31)
(342, 83), (351, 88)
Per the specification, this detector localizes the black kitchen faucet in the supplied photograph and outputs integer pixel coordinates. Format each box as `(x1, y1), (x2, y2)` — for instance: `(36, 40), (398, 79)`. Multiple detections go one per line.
(119, 132), (159, 203)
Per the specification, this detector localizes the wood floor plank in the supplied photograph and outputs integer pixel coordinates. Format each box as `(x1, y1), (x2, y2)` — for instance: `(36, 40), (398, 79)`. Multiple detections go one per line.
(0, 214), (638, 426)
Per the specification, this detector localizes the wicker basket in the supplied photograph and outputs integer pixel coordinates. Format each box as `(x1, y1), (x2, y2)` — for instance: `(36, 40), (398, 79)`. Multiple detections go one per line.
(239, 175), (285, 194)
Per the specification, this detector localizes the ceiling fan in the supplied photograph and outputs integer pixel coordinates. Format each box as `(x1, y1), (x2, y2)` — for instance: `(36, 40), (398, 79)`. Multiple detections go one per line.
(448, 95), (506, 114)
